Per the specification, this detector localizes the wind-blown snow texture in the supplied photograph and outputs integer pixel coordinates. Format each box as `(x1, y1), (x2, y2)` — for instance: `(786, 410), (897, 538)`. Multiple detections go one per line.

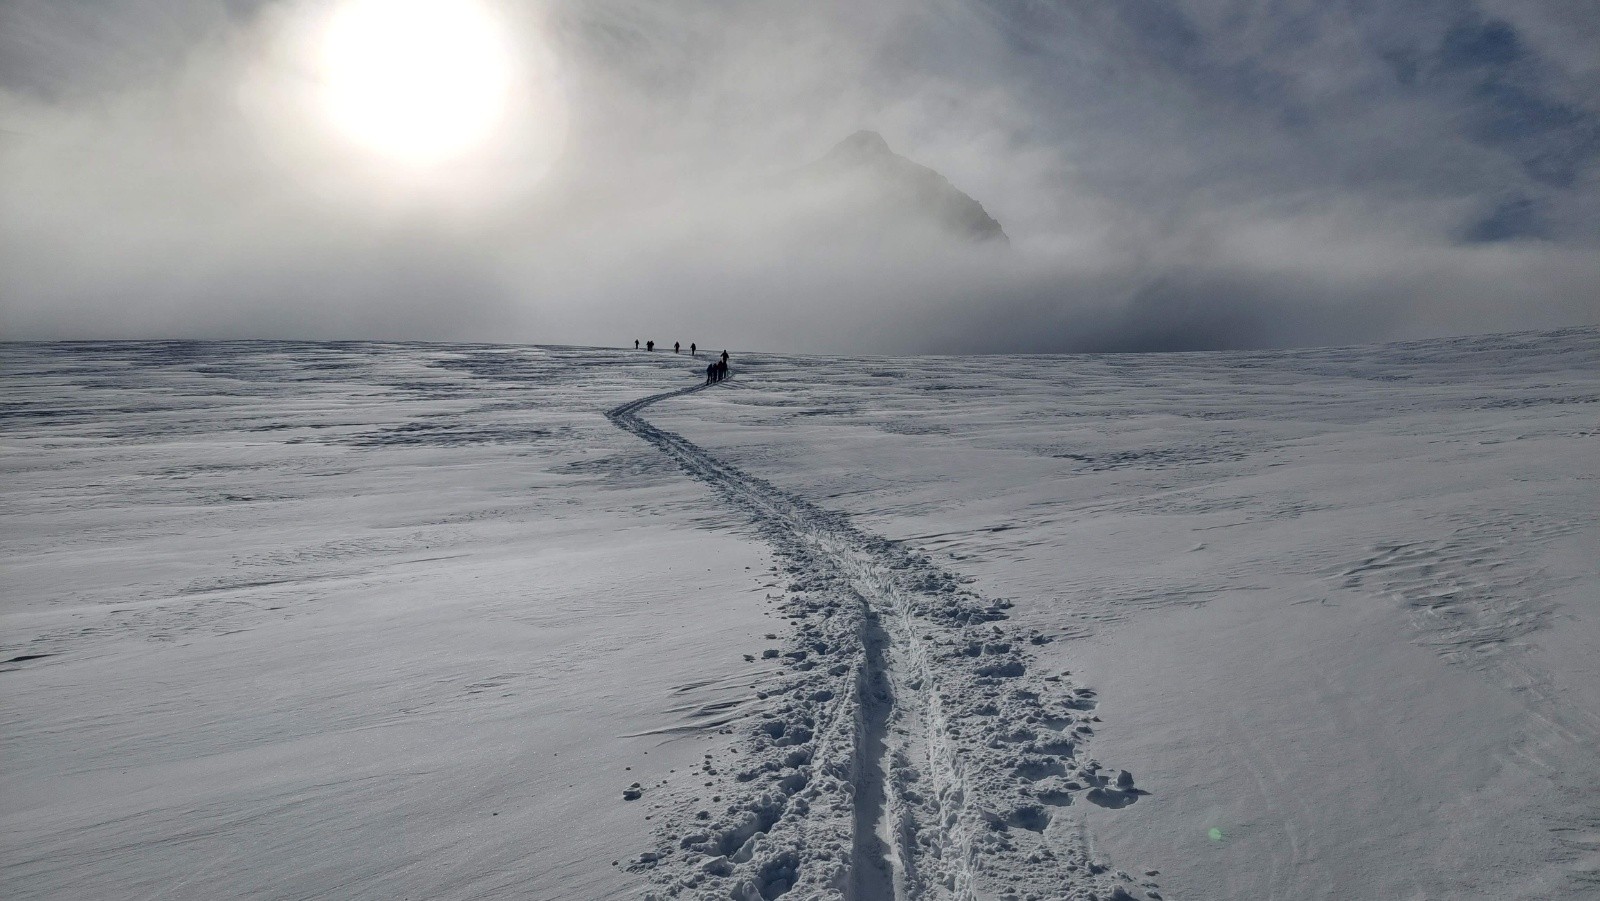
(3, 330), (1598, 900)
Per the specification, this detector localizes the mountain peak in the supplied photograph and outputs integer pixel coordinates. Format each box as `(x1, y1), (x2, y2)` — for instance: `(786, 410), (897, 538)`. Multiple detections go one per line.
(838, 129), (892, 156)
(808, 131), (1008, 244)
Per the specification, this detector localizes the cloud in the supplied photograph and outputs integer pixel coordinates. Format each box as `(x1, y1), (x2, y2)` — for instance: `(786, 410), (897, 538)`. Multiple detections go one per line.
(1, 0), (1597, 351)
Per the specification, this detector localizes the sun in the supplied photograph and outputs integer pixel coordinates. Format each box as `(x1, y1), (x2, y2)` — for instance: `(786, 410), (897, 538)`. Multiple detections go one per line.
(316, 0), (515, 165)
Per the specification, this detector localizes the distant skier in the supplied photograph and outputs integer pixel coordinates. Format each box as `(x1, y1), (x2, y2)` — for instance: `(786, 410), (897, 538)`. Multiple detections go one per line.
(690, 342), (697, 356)
(647, 340), (654, 352)
(716, 359), (728, 382)
(705, 362), (717, 385)
(634, 339), (639, 350)
(674, 342), (680, 354)
(720, 349), (729, 365)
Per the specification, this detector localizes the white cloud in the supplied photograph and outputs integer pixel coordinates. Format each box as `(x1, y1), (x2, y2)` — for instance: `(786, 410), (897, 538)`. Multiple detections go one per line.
(2, 0), (1597, 349)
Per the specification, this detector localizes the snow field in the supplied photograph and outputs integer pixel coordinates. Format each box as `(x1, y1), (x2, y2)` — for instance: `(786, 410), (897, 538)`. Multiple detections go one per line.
(4, 330), (1597, 900)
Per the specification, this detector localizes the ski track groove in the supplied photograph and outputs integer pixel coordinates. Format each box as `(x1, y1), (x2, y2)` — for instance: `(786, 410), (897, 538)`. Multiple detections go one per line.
(609, 384), (1160, 901)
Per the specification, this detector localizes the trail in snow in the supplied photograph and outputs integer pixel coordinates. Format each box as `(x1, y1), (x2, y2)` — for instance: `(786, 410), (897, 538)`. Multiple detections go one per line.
(609, 384), (1161, 901)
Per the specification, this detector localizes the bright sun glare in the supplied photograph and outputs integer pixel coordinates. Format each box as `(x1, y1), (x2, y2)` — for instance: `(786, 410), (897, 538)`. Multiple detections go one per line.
(318, 0), (514, 165)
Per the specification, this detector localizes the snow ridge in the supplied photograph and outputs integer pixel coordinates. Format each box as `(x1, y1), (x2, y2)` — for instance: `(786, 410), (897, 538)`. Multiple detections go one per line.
(609, 385), (1161, 901)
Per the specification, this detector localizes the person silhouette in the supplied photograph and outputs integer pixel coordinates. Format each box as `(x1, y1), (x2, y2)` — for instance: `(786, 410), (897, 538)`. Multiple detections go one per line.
(674, 342), (680, 354)
(720, 349), (729, 365)
(634, 339), (639, 349)
(647, 340), (654, 351)
(690, 342), (697, 356)
(705, 362), (716, 385)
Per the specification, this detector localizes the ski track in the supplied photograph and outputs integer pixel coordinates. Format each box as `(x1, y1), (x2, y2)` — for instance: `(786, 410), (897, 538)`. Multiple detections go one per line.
(609, 385), (1160, 901)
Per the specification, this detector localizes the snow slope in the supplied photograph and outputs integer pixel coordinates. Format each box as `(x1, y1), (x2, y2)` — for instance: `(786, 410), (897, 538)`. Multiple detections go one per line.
(3, 330), (1597, 900)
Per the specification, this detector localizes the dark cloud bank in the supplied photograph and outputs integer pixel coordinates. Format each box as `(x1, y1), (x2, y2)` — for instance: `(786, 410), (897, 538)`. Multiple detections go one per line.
(2, 0), (1597, 352)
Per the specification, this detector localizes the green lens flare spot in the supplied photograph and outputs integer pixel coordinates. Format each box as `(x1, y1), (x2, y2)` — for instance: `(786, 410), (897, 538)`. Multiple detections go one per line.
(1208, 827), (1224, 842)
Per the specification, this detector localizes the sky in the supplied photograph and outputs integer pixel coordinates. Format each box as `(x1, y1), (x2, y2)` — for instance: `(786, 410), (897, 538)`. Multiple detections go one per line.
(1, 0), (1597, 352)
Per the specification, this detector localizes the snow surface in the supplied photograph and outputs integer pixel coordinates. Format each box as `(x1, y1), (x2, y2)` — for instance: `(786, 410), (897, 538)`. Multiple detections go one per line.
(3, 331), (1597, 900)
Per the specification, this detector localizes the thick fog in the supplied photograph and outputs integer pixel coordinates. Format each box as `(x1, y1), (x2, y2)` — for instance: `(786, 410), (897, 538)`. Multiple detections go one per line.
(2, 0), (1598, 351)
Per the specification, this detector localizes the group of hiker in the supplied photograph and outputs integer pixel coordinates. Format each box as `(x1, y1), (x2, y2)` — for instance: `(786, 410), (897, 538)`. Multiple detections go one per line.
(635, 339), (703, 356)
(633, 338), (731, 385)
